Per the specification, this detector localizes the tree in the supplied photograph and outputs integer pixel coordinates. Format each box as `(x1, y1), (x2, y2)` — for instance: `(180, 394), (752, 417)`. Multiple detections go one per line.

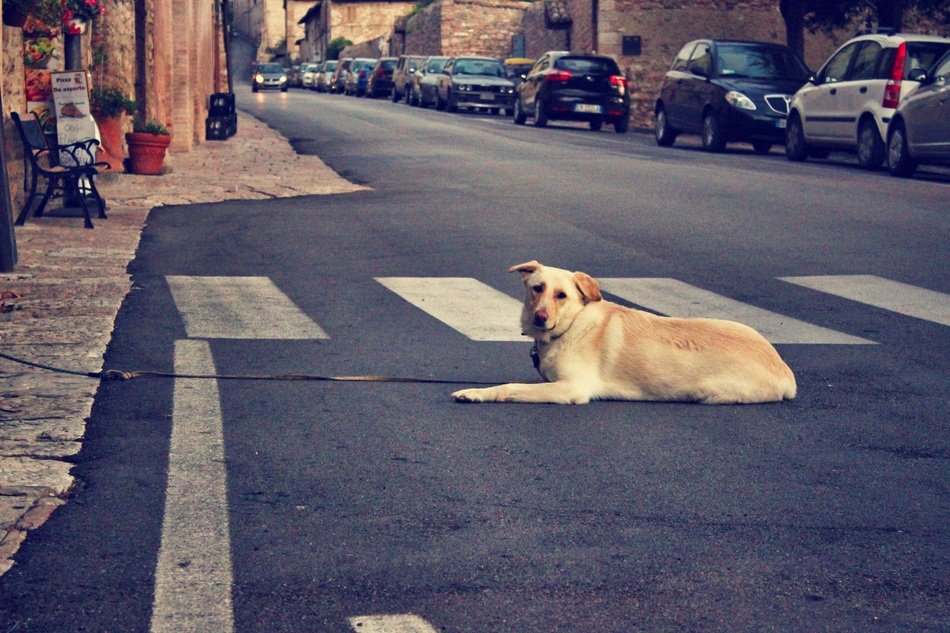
(327, 37), (353, 61)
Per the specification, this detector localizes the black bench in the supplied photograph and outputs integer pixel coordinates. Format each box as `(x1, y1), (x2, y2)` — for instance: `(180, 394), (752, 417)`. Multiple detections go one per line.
(11, 111), (109, 229)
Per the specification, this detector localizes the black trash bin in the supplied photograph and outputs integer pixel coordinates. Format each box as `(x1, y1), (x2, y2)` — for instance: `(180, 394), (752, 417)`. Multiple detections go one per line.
(206, 92), (236, 140)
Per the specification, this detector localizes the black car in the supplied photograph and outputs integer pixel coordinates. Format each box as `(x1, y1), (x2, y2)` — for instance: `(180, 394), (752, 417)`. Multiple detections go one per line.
(435, 56), (516, 115)
(654, 39), (810, 153)
(514, 51), (631, 133)
(366, 57), (397, 98)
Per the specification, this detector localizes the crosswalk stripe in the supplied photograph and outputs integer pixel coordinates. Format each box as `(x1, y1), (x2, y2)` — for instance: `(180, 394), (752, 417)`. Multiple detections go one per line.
(376, 277), (525, 341)
(151, 340), (233, 633)
(348, 614), (439, 633)
(166, 276), (328, 339)
(779, 275), (950, 327)
(598, 277), (875, 345)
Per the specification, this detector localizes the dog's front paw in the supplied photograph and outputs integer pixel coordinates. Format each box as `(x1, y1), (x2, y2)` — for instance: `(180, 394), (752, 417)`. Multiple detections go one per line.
(452, 387), (492, 403)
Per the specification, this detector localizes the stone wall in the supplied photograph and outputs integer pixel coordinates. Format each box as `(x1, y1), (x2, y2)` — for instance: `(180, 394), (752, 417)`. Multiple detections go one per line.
(522, 1), (569, 57)
(403, 3), (444, 56)
(440, 0), (528, 56)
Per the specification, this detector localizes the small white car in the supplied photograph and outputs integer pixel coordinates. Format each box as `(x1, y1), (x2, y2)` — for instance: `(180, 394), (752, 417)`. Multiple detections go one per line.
(785, 32), (950, 169)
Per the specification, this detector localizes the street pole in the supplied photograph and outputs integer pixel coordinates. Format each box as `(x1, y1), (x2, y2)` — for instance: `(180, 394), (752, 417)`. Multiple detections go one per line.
(0, 88), (19, 272)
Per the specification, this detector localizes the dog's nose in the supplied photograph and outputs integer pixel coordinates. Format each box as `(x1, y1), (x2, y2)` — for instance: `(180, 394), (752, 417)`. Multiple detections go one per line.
(534, 309), (549, 326)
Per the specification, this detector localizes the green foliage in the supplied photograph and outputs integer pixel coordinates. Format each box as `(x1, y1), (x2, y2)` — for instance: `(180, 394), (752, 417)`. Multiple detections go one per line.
(327, 36), (353, 61)
(91, 87), (137, 118)
(133, 117), (170, 136)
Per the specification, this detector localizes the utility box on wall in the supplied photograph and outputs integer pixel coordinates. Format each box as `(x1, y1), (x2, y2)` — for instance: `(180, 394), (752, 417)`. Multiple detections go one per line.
(622, 36), (642, 56)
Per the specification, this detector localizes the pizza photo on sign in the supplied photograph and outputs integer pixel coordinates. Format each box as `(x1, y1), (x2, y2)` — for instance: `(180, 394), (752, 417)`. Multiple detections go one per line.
(60, 102), (85, 118)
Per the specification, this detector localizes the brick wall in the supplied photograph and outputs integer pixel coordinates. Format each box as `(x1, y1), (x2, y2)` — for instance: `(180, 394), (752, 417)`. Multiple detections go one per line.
(522, 2), (569, 57)
(404, 3), (444, 55)
(440, 0), (528, 56)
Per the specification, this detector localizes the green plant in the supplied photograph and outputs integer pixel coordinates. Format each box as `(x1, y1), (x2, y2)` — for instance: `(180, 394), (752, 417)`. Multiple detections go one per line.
(133, 117), (170, 136)
(327, 36), (353, 61)
(6, 0), (63, 25)
(90, 86), (136, 118)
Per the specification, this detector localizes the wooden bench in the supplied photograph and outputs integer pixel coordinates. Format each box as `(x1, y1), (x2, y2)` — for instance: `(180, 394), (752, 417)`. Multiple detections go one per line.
(10, 111), (109, 229)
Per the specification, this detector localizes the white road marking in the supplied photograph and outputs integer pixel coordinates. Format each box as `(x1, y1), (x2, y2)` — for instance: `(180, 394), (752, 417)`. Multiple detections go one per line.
(166, 275), (328, 339)
(780, 274), (950, 326)
(599, 277), (874, 345)
(376, 276), (525, 341)
(151, 340), (233, 633)
(348, 614), (439, 633)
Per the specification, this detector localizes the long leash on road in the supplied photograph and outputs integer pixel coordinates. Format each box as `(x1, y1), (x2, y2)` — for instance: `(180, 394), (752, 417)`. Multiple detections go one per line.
(0, 349), (503, 385)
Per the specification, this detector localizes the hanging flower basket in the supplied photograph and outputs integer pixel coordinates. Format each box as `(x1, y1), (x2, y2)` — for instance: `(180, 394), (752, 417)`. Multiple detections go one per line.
(61, 0), (103, 33)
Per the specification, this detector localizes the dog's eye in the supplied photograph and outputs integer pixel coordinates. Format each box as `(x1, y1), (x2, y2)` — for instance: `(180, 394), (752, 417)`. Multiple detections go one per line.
(556, 291), (568, 300)
(532, 284), (543, 293)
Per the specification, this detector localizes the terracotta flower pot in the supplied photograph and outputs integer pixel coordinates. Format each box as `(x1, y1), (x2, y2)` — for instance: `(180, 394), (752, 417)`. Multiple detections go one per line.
(125, 131), (171, 175)
(94, 115), (125, 172)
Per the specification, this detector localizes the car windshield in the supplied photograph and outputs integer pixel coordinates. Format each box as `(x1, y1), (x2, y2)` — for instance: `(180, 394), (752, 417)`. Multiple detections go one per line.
(555, 57), (619, 75)
(380, 60), (397, 70)
(453, 60), (504, 77)
(716, 44), (809, 80)
(325, 62), (337, 70)
(258, 63), (283, 74)
(427, 59), (448, 73)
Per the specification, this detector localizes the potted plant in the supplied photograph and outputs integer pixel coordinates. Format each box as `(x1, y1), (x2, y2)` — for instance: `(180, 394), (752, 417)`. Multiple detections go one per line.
(126, 117), (171, 175)
(90, 84), (136, 171)
(4, 0), (62, 28)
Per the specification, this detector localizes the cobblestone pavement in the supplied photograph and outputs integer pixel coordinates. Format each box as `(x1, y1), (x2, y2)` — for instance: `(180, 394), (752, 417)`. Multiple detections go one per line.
(0, 112), (366, 575)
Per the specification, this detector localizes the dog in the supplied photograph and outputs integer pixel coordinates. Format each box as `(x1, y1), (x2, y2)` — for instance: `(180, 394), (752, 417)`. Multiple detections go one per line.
(452, 260), (796, 405)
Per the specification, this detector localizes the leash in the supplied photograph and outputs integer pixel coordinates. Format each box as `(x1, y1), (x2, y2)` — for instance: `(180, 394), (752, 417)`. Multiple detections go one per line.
(0, 350), (502, 385)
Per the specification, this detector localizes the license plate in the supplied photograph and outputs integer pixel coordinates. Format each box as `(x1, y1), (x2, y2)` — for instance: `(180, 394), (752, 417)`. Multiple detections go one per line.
(480, 93), (496, 101)
(574, 103), (603, 114)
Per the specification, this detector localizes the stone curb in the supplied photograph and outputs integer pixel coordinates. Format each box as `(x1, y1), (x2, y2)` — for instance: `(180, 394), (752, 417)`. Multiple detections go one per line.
(0, 111), (366, 575)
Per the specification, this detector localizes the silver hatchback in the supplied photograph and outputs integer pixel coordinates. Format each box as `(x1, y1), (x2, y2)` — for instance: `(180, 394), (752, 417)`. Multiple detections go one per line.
(886, 49), (950, 177)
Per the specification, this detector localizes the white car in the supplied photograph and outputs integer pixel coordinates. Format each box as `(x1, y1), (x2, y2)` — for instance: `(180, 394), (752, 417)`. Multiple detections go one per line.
(301, 63), (320, 89)
(785, 32), (950, 169)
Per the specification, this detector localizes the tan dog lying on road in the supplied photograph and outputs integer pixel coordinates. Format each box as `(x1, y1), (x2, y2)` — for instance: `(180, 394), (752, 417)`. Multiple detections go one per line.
(452, 260), (797, 405)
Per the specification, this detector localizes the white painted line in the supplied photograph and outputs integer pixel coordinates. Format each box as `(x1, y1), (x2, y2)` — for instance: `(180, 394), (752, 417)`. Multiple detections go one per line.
(599, 277), (874, 345)
(166, 275), (328, 339)
(780, 274), (950, 327)
(376, 277), (524, 341)
(348, 614), (439, 633)
(151, 340), (233, 633)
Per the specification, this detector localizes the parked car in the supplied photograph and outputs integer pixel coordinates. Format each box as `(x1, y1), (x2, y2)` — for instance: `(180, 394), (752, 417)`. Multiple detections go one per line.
(288, 64), (303, 88)
(786, 32), (950, 168)
(392, 55), (427, 103)
(344, 58), (376, 96)
(515, 51), (631, 132)
(252, 62), (288, 92)
(330, 58), (353, 94)
(653, 40), (809, 151)
(503, 57), (535, 87)
(301, 63), (320, 89)
(411, 56), (450, 107)
(315, 60), (338, 92)
(885, 48), (950, 177)
(367, 57), (398, 98)
(435, 56), (516, 114)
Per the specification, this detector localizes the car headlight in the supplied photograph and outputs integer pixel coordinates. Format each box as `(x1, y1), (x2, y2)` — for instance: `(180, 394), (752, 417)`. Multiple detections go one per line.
(255, 73), (264, 83)
(725, 91), (756, 111)
(280, 76), (287, 83)
(457, 84), (470, 92)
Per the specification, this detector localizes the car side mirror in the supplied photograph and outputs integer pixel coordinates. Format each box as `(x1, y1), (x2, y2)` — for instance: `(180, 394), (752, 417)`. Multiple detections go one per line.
(908, 67), (929, 83)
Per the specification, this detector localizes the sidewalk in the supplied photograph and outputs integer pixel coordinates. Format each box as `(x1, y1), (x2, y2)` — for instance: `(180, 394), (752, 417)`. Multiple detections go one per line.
(0, 111), (367, 575)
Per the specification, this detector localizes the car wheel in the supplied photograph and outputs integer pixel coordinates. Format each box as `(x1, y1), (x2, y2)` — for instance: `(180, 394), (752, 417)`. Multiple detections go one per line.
(447, 92), (458, 112)
(252, 86), (259, 93)
(513, 98), (527, 125)
(784, 113), (809, 162)
(534, 99), (548, 127)
(654, 106), (676, 146)
(856, 118), (885, 169)
(701, 111), (726, 152)
(886, 119), (918, 178)
(589, 118), (603, 131)
(391, 89), (399, 102)
(505, 108), (514, 117)
(436, 92), (445, 111)
(752, 141), (772, 154)
(614, 116), (630, 134)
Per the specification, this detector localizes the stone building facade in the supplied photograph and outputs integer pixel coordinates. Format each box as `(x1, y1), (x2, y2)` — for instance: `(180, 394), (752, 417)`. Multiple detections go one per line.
(298, 0), (415, 63)
(2, 0), (228, 213)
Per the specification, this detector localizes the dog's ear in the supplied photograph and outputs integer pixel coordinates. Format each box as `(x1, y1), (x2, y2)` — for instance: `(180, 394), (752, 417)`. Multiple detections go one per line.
(508, 260), (542, 280)
(573, 271), (602, 303)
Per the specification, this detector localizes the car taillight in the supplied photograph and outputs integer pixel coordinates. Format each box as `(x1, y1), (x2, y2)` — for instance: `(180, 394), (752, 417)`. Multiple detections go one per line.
(546, 69), (572, 82)
(359, 70), (368, 79)
(883, 41), (906, 109)
(609, 74), (628, 94)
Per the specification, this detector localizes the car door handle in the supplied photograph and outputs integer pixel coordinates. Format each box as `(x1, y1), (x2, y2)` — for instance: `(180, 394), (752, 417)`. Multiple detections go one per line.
(860, 86), (868, 94)
(830, 88), (837, 96)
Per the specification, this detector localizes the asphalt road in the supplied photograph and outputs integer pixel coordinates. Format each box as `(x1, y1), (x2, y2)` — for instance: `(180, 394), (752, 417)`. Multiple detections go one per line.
(0, 77), (947, 632)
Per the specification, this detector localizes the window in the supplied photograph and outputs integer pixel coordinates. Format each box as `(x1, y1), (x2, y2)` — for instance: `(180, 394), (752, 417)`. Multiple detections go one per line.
(688, 43), (713, 76)
(820, 42), (858, 84)
(849, 42), (882, 81)
(671, 42), (695, 71)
